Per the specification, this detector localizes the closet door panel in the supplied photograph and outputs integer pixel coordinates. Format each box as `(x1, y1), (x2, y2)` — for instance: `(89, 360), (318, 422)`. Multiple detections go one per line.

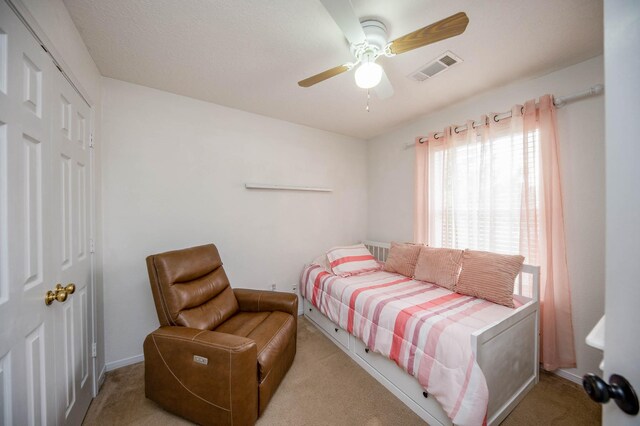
(0, 2), (57, 424)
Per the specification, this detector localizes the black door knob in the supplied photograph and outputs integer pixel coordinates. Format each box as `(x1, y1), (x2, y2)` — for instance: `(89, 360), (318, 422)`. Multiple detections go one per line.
(583, 373), (639, 415)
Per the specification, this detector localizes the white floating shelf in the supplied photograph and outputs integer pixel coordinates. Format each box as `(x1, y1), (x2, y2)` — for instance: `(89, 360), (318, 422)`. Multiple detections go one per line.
(245, 183), (332, 192)
(586, 315), (605, 371)
(586, 315), (605, 351)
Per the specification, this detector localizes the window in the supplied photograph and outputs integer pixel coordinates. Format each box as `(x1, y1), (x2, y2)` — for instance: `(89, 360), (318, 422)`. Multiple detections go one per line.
(415, 96), (576, 369)
(428, 125), (540, 265)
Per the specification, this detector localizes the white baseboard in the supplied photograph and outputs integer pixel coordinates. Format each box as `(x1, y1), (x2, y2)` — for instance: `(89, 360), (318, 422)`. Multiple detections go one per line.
(105, 353), (144, 372)
(554, 368), (582, 385)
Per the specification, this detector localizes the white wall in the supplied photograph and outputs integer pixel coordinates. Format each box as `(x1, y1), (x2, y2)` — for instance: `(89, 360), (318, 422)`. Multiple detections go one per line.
(367, 56), (605, 381)
(19, 0), (106, 387)
(101, 78), (368, 367)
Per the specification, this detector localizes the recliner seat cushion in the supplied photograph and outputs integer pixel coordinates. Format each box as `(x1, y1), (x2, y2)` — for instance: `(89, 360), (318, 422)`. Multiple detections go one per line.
(215, 311), (296, 383)
(215, 312), (270, 337)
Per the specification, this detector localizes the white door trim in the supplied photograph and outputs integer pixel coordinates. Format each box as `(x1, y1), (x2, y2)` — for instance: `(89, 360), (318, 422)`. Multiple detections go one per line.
(4, 0), (93, 106)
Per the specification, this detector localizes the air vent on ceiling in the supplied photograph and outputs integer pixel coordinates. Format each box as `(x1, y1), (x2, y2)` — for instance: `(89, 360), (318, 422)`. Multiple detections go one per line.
(408, 51), (463, 82)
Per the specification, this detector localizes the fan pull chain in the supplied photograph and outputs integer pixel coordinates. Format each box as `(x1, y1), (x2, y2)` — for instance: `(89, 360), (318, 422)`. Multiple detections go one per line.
(366, 89), (370, 112)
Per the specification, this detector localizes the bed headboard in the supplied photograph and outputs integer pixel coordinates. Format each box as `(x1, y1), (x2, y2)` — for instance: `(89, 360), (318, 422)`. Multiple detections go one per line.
(363, 240), (391, 263)
(363, 240), (540, 302)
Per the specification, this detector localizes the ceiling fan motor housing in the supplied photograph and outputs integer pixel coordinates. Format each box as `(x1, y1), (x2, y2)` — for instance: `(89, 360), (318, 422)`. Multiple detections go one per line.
(351, 19), (388, 58)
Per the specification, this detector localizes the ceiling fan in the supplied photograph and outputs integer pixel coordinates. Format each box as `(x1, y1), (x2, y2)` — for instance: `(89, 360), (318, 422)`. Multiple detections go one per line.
(298, 0), (469, 99)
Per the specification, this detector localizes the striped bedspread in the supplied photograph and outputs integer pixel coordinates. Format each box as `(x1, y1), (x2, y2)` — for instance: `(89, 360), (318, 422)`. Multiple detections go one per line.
(300, 265), (517, 426)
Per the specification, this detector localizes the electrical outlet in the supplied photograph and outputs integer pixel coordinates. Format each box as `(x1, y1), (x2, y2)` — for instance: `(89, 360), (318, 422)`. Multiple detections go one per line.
(271, 283), (276, 291)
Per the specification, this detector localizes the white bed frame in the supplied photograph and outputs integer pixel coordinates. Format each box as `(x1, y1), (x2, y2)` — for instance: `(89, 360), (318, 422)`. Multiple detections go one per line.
(303, 241), (540, 426)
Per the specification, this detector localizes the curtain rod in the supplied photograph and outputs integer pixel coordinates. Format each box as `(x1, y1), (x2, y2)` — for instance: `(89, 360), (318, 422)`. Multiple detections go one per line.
(404, 84), (604, 149)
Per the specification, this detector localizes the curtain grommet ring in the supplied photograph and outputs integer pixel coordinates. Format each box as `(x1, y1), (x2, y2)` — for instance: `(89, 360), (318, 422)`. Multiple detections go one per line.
(454, 127), (461, 134)
(493, 115), (500, 123)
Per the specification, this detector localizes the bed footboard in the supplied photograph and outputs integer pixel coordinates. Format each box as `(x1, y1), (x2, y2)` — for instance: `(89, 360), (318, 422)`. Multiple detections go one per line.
(472, 300), (539, 425)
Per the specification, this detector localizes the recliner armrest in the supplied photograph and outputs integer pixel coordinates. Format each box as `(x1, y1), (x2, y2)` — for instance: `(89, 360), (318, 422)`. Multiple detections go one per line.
(148, 325), (256, 352)
(234, 288), (299, 318)
(143, 326), (258, 425)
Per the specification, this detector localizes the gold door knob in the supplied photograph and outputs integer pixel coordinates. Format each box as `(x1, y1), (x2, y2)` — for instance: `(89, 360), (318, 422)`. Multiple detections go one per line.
(55, 284), (68, 303)
(44, 283), (75, 306)
(45, 290), (56, 305)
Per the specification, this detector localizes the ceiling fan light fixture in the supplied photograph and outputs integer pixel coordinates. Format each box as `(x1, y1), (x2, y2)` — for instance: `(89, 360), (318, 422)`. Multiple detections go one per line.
(297, 6), (469, 98)
(354, 61), (383, 89)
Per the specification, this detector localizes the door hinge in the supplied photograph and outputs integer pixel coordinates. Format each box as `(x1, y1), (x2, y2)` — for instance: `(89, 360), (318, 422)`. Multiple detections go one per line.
(91, 343), (97, 358)
(89, 133), (94, 148)
(89, 238), (95, 254)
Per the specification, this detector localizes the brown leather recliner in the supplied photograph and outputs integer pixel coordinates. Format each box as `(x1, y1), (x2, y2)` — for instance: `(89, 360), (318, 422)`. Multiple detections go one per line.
(143, 244), (298, 425)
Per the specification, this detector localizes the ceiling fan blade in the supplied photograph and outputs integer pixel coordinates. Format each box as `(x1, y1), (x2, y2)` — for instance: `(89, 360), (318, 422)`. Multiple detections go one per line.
(388, 12), (469, 55)
(374, 69), (394, 99)
(298, 64), (351, 87)
(319, 0), (367, 45)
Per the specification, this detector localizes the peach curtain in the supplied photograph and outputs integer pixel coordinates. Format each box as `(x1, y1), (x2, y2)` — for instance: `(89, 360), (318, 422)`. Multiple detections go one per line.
(414, 137), (429, 244)
(526, 95), (576, 370)
(414, 95), (576, 370)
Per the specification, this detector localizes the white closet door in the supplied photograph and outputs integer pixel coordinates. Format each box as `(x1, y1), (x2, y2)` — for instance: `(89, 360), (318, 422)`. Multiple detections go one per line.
(51, 61), (94, 426)
(0, 2), (94, 424)
(0, 1), (57, 424)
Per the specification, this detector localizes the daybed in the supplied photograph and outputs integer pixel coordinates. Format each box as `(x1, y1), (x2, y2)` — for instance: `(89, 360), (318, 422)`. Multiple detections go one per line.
(300, 241), (539, 426)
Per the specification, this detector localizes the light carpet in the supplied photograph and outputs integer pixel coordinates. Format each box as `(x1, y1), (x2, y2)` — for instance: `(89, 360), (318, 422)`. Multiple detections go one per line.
(83, 317), (600, 425)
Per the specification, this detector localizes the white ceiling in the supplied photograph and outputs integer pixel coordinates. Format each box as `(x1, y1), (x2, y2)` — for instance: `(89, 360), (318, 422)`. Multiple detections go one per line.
(63, 0), (603, 139)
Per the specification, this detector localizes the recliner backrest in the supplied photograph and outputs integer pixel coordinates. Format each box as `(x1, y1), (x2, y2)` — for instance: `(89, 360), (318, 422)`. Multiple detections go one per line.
(146, 244), (239, 330)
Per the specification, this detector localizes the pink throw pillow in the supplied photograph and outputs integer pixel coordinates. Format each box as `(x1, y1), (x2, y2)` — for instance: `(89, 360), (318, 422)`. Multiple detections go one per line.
(455, 250), (524, 308)
(383, 242), (422, 278)
(413, 247), (463, 290)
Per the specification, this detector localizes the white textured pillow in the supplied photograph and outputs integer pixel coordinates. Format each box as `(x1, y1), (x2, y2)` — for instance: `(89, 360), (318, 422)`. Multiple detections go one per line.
(311, 254), (332, 273)
(326, 244), (381, 277)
